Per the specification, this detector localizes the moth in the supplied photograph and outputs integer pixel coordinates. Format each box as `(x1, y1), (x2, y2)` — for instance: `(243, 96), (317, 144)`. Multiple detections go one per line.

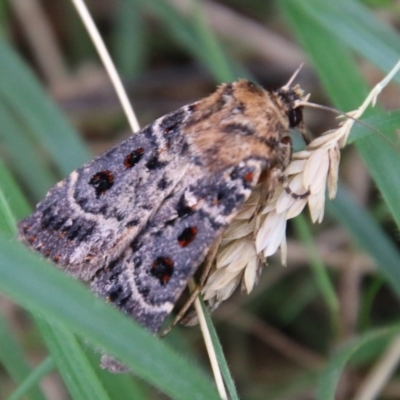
(18, 79), (306, 370)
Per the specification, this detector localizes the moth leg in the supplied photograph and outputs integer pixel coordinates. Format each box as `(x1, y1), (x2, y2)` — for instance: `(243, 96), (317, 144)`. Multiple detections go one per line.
(160, 234), (223, 337)
(298, 121), (311, 145)
(284, 185), (310, 199)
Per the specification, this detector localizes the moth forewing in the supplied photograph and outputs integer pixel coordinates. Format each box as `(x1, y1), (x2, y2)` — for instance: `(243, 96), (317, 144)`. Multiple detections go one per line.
(18, 79), (306, 370)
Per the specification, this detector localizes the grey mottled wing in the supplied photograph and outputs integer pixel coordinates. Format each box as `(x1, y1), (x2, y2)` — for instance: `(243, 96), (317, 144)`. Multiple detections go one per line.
(91, 158), (264, 333)
(18, 107), (193, 280)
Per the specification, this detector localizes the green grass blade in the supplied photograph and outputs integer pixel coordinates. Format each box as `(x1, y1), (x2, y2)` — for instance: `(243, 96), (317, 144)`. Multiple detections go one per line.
(0, 312), (48, 400)
(0, 36), (90, 176)
(127, 0), (239, 82)
(7, 358), (54, 400)
(328, 185), (400, 298)
(293, 215), (340, 333)
(347, 111), (400, 144)
(317, 325), (400, 400)
(0, 238), (220, 400)
(0, 159), (30, 220)
(86, 350), (150, 400)
(37, 319), (111, 400)
(200, 298), (239, 400)
(113, 0), (146, 77)
(294, 0), (400, 77)
(0, 102), (56, 201)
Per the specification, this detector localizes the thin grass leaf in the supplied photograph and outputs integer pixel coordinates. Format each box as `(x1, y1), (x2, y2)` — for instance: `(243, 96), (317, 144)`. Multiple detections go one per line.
(317, 325), (400, 400)
(0, 159), (30, 220)
(126, 0), (240, 82)
(294, 0), (400, 77)
(293, 215), (340, 334)
(328, 185), (400, 298)
(191, 1), (237, 82)
(0, 237), (220, 400)
(86, 350), (150, 400)
(0, 35), (90, 176)
(200, 298), (239, 400)
(0, 102), (56, 202)
(37, 319), (111, 400)
(113, 0), (146, 77)
(7, 358), (54, 400)
(347, 111), (400, 144)
(0, 312), (47, 400)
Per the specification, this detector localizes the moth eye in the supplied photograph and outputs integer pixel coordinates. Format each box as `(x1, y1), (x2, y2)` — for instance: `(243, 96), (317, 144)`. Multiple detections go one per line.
(177, 226), (198, 247)
(288, 107), (303, 127)
(89, 170), (114, 196)
(151, 256), (174, 285)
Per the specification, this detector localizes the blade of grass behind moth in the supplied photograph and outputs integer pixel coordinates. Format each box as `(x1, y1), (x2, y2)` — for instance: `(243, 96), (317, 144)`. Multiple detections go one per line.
(316, 325), (400, 400)
(295, 0), (400, 79)
(85, 349), (150, 400)
(328, 184), (400, 298)
(7, 358), (54, 400)
(199, 298), (239, 400)
(0, 312), (47, 400)
(36, 318), (111, 400)
(281, 1), (400, 263)
(347, 111), (400, 144)
(0, 102), (56, 202)
(0, 159), (30, 220)
(113, 0), (147, 77)
(126, 0), (241, 82)
(191, 0), (237, 82)
(0, 238), (220, 400)
(292, 215), (340, 335)
(0, 35), (90, 176)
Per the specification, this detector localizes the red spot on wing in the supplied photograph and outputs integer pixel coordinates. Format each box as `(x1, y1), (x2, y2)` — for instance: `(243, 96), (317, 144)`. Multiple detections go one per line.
(244, 172), (254, 183)
(124, 148), (144, 168)
(177, 226), (198, 247)
(151, 257), (174, 285)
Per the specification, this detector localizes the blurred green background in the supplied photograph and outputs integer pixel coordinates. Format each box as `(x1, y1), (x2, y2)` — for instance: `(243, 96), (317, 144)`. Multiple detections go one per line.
(1, 0), (400, 399)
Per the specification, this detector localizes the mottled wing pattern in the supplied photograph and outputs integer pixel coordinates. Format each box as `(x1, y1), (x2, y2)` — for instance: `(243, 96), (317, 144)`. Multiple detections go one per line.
(91, 158), (264, 332)
(17, 78), (305, 372)
(18, 107), (194, 279)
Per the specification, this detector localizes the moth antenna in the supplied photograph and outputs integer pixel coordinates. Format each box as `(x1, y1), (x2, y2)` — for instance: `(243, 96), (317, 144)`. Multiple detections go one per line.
(296, 101), (400, 152)
(282, 63), (304, 90)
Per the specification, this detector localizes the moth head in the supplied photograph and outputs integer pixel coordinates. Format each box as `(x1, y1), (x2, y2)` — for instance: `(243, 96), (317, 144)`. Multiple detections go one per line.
(272, 85), (306, 129)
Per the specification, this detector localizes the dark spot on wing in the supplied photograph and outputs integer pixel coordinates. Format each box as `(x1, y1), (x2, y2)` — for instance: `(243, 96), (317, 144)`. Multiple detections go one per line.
(177, 226), (198, 247)
(176, 194), (194, 218)
(124, 147), (144, 168)
(146, 155), (167, 170)
(89, 170), (114, 197)
(151, 256), (174, 285)
(157, 176), (170, 190)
